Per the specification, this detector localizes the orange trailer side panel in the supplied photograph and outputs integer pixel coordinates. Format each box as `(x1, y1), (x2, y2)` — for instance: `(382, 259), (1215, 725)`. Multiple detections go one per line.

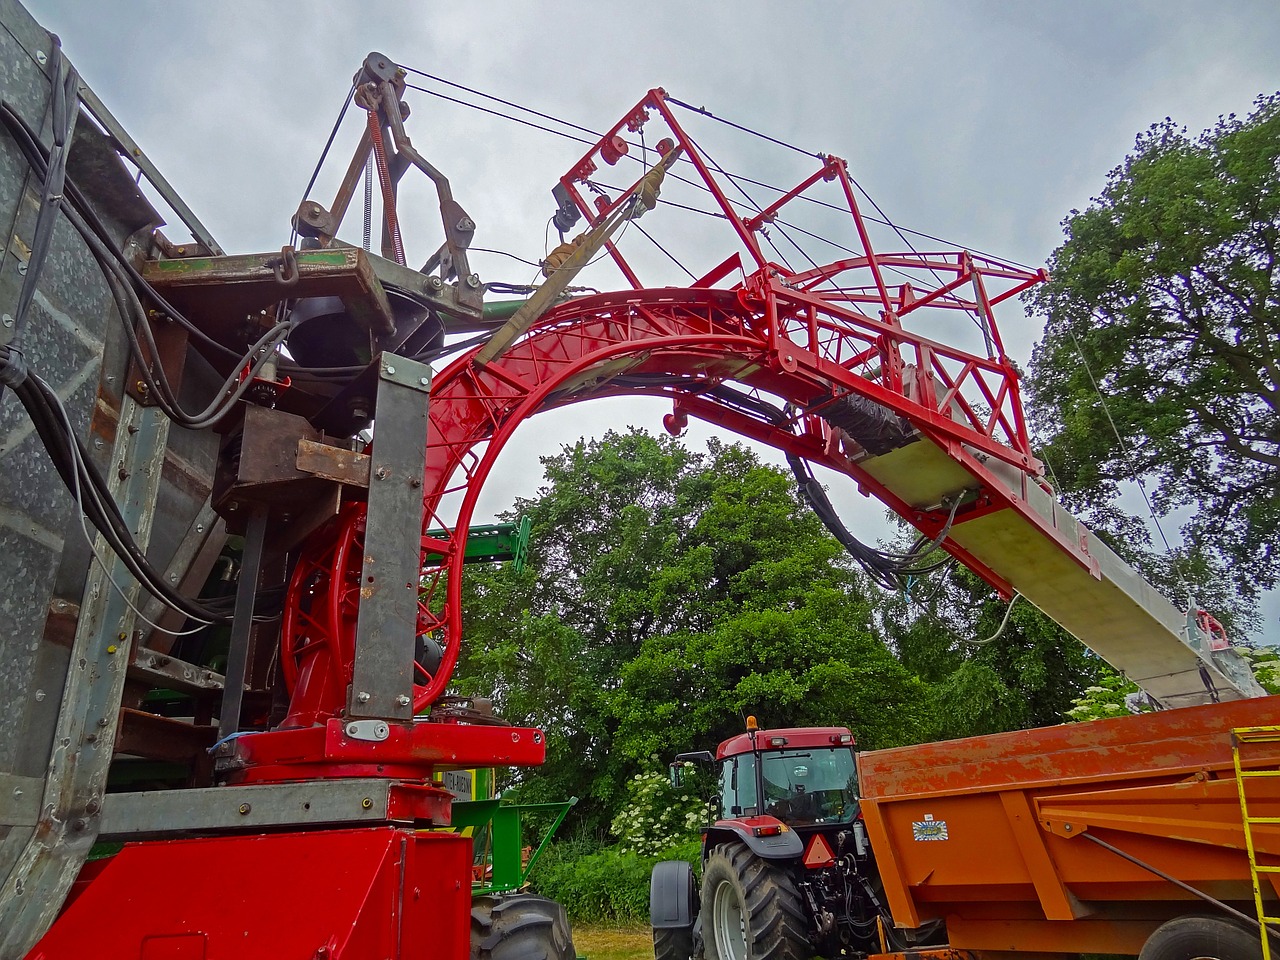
(858, 697), (1280, 954)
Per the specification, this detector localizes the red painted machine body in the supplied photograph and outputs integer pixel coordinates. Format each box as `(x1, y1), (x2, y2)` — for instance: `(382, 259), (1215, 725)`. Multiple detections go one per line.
(30, 828), (472, 960)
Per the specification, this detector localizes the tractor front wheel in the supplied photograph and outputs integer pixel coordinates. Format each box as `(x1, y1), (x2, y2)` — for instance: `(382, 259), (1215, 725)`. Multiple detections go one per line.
(470, 893), (576, 960)
(700, 843), (808, 960)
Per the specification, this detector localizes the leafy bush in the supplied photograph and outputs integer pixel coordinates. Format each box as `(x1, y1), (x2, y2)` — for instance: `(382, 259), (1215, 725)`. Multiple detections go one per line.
(610, 765), (712, 857)
(531, 839), (702, 923)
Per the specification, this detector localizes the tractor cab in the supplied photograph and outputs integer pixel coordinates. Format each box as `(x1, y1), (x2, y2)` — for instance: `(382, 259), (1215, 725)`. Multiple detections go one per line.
(714, 721), (858, 827)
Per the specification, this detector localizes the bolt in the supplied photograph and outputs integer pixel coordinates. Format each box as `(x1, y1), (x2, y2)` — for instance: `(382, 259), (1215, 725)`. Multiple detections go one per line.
(227, 501), (239, 512)
(385, 365), (396, 375)
(106, 645), (117, 654)
(466, 274), (481, 289)
(456, 217), (475, 232)
(34, 689), (45, 702)
(17, 262), (27, 275)
(238, 803), (251, 815)
(427, 277), (444, 290)
(374, 466), (389, 481)
(93, 438), (103, 449)
(71, 818), (86, 832)
(117, 467), (130, 481)
(356, 691), (371, 704)
(168, 573), (178, 583)
(1063, 823), (1073, 832)
(85, 797), (100, 814)
(35, 51), (47, 64)
(196, 523), (205, 533)
(1, 314), (11, 327)
(396, 694), (411, 707)
(409, 478), (421, 489)
(97, 717), (107, 727)
(361, 797), (373, 810)
(419, 377), (430, 387)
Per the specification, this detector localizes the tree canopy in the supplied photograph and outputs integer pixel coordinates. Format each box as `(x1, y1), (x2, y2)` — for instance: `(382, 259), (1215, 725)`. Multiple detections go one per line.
(454, 430), (934, 835)
(1027, 93), (1280, 601)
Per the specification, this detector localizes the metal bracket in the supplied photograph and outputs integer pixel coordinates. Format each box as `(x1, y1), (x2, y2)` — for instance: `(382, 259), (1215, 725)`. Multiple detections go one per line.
(347, 353), (432, 721)
(344, 719), (390, 742)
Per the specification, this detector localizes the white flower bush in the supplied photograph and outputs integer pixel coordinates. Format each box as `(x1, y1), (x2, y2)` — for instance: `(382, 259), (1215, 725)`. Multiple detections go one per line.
(610, 765), (714, 858)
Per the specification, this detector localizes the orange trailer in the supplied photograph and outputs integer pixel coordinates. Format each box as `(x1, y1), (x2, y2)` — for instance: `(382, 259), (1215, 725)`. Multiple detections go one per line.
(858, 697), (1280, 958)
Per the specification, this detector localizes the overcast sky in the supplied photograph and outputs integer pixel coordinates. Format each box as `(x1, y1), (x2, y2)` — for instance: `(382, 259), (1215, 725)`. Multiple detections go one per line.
(27, 1), (1280, 641)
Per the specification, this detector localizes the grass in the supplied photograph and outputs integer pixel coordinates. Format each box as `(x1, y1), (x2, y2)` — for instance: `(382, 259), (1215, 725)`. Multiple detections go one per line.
(572, 923), (652, 960)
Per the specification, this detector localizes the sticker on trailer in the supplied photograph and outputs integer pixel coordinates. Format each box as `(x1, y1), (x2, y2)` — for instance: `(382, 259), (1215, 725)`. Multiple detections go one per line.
(912, 814), (949, 841)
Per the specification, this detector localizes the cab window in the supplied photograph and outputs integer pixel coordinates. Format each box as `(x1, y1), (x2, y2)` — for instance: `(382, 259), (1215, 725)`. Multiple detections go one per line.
(760, 747), (857, 824)
(719, 754), (759, 817)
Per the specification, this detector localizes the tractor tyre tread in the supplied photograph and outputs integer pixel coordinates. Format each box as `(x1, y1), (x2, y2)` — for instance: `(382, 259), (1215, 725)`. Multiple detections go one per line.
(1138, 915), (1264, 960)
(471, 892), (576, 960)
(654, 924), (698, 960)
(701, 842), (808, 960)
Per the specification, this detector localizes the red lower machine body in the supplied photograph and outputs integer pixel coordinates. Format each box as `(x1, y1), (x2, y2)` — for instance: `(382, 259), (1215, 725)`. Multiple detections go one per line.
(30, 827), (472, 960)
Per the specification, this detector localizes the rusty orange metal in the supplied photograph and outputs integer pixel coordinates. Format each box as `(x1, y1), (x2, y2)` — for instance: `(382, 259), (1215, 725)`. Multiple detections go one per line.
(858, 697), (1280, 955)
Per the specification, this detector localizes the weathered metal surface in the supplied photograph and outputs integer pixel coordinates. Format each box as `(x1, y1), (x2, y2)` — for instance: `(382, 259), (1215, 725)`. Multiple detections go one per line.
(0, 4), (225, 946)
(98, 778), (446, 837)
(115, 708), (217, 764)
(126, 647), (225, 695)
(296, 436), (371, 487)
(141, 247), (395, 346)
(858, 696), (1280, 949)
(218, 504), (267, 739)
(0, 395), (169, 959)
(347, 354), (431, 722)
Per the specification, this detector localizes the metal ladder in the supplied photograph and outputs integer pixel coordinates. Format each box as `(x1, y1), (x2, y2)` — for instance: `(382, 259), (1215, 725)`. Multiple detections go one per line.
(1232, 725), (1280, 960)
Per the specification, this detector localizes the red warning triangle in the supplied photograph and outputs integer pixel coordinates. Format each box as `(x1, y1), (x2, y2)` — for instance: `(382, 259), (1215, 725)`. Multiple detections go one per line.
(802, 833), (835, 868)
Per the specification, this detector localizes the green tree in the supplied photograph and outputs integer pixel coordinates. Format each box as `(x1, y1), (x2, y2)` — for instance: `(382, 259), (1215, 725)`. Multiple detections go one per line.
(1027, 93), (1280, 601)
(880, 568), (1110, 738)
(454, 429), (934, 835)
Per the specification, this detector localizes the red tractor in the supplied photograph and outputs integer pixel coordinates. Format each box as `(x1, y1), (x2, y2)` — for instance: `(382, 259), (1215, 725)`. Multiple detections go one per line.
(650, 720), (918, 960)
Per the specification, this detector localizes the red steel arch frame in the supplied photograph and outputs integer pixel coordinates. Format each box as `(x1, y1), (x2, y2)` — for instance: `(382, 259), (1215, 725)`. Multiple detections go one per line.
(257, 88), (1055, 778)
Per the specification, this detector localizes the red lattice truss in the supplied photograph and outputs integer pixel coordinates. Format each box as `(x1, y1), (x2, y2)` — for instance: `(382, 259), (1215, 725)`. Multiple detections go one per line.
(278, 89), (1047, 728)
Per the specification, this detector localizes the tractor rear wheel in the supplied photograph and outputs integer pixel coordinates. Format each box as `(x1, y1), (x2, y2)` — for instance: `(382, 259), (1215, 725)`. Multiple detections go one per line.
(470, 892), (576, 960)
(700, 843), (808, 960)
